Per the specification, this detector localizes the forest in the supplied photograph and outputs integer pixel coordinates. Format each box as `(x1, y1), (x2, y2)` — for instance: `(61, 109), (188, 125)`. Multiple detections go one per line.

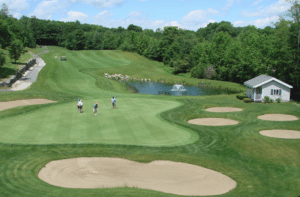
(0, 2), (299, 100)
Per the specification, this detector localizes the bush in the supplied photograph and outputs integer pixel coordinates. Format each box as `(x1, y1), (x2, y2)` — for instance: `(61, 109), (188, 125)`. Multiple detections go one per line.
(276, 98), (281, 103)
(263, 96), (270, 103)
(270, 99), (274, 103)
(190, 63), (216, 79)
(243, 98), (252, 103)
(204, 65), (217, 79)
(236, 94), (248, 100)
(190, 64), (205, 79)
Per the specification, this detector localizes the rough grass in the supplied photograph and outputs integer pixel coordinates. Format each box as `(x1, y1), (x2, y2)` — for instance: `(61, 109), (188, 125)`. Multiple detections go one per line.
(0, 46), (299, 197)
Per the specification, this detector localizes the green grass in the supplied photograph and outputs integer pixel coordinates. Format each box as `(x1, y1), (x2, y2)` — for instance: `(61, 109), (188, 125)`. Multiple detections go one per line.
(0, 46), (299, 197)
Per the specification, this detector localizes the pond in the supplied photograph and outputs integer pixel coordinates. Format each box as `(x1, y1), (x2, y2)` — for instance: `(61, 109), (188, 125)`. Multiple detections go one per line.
(124, 81), (239, 96)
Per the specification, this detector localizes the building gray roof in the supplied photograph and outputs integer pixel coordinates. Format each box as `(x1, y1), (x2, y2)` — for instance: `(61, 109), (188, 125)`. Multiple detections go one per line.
(244, 75), (293, 88)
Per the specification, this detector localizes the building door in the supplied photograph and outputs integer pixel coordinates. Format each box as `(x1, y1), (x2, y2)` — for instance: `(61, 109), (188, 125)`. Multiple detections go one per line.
(255, 87), (262, 99)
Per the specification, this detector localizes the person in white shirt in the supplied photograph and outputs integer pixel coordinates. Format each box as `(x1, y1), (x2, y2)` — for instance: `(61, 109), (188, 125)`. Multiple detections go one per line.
(78, 100), (83, 113)
(77, 99), (80, 112)
(110, 96), (116, 109)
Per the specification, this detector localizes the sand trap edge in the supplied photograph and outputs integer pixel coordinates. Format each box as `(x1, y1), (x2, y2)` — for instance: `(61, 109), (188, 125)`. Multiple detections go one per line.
(260, 130), (300, 139)
(257, 114), (299, 121)
(205, 107), (243, 112)
(0, 99), (57, 112)
(38, 157), (237, 196)
(188, 118), (239, 126)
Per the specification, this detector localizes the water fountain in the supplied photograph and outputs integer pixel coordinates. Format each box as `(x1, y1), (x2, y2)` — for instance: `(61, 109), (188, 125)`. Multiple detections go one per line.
(171, 84), (186, 91)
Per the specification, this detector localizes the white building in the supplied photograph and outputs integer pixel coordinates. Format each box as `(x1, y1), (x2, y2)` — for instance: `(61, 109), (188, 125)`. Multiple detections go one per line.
(244, 75), (293, 102)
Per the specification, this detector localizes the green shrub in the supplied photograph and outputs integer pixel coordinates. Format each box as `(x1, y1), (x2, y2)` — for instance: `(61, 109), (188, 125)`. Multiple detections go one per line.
(263, 96), (270, 103)
(243, 98), (252, 103)
(276, 98), (281, 103)
(270, 99), (274, 103)
(236, 94), (248, 100)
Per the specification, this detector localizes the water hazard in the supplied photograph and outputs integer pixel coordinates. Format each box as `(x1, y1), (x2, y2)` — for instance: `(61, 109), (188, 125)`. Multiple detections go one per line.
(125, 81), (239, 96)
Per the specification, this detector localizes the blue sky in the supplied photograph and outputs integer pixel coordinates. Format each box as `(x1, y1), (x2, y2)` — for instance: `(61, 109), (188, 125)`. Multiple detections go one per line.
(0, 0), (293, 31)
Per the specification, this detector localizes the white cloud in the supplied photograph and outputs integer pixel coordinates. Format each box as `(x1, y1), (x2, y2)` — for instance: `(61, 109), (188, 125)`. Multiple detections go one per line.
(180, 8), (219, 30)
(69, 0), (125, 9)
(240, 10), (262, 17)
(60, 11), (89, 22)
(29, 0), (69, 19)
(92, 10), (115, 21)
(222, 0), (240, 10)
(253, 0), (263, 6)
(28, 0), (124, 19)
(92, 10), (166, 30)
(264, 0), (290, 17)
(181, 9), (218, 23)
(233, 16), (279, 28)
(240, 0), (291, 18)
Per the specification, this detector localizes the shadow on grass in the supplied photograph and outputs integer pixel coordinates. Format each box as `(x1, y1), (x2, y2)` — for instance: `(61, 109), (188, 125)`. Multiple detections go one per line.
(12, 62), (27, 65)
(0, 67), (16, 79)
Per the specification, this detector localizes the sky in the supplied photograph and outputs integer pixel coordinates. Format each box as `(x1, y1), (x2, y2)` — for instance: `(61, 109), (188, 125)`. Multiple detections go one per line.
(0, 0), (294, 31)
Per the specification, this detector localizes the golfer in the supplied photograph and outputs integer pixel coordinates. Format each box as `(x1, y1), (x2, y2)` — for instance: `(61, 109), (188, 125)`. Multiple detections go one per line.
(78, 100), (83, 113)
(111, 96), (116, 109)
(77, 99), (80, 112)
(93, 102), (99, 115)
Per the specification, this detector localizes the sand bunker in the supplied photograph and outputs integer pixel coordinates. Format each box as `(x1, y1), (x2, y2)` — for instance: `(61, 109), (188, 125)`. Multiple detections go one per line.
(38, 157), (236, 196)
(0, 99), (56, 111)
(260, 130), (300, 139)
(257, 114), (298, 121)
(205, 107), (243, 112)
(188, 118), (239, 126)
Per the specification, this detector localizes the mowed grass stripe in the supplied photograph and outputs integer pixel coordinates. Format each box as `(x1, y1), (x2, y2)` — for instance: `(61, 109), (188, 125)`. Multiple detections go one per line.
(33, 108), (56, 144)
(0, 98), (198, 146)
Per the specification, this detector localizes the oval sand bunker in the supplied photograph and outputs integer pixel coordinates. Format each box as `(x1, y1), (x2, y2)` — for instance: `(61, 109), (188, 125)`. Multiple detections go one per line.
(0, 99), (56, 112)
(205, 107), (243, 112)
(257, 114), (298, 121)
(38, 157), (236, 196)
(188, 118), (239, 126)
(260, 130), (300, 139)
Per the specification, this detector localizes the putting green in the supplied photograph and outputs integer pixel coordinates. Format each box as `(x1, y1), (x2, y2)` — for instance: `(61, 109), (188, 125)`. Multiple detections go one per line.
(0, 98), (198, 146)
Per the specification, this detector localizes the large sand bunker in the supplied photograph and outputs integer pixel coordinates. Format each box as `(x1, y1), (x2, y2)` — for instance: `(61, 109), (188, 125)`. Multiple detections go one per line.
(205, 107), (243, 112)
(188, 118), (239, 126)
(257, 114), (298, 121)
(0, 99), (56, 111)
(260, 130), (300, 139)
(38, 157), (236, 196)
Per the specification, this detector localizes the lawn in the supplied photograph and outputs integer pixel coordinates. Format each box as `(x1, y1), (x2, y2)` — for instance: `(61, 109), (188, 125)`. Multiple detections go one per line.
(0, 46), (299, 197)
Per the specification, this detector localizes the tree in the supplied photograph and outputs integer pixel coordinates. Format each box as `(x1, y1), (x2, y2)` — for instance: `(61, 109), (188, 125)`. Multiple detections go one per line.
(0, 3), (13, 18)
(0, 19), (13, 49)
(7, 39), (25, 63)
(285, 0), (300, 53)
(127, 24), (142, 32)
(0, 50), (5, 67)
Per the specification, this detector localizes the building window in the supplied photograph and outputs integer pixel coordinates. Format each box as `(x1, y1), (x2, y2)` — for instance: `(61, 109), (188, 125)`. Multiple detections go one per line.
(271, 89), (281, 95)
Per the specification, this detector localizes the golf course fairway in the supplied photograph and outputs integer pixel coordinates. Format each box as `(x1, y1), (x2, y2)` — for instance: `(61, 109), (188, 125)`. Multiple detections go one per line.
(0, 98), (198, 146)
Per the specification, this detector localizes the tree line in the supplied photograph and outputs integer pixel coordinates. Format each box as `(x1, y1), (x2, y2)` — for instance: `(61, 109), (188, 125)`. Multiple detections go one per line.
(0, 1), (299, 100)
